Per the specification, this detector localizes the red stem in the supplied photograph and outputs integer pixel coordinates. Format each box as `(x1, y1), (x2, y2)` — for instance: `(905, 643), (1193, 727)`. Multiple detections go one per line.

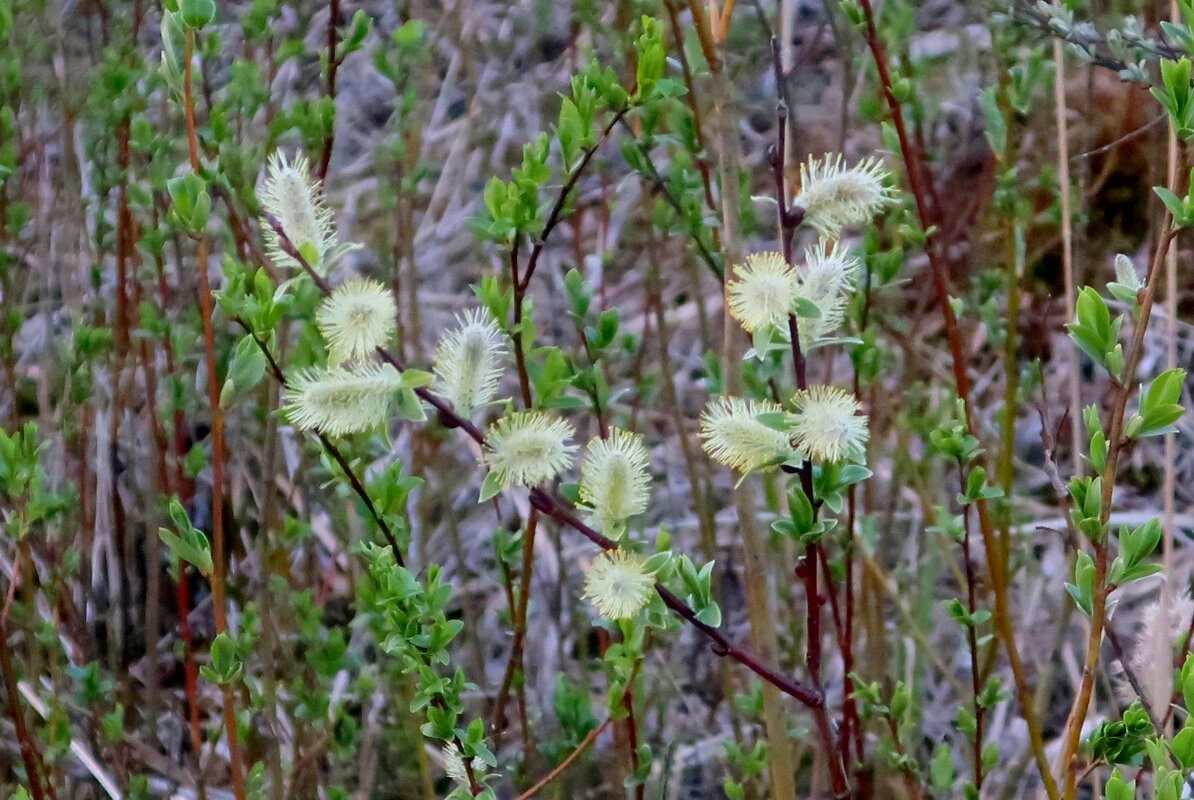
(0, 615), (48, 800)
(958, 466), (986, 792)
(184, 28), (247, 800)
(317, 0), (340, 183)
(854, 4), (1059, 796)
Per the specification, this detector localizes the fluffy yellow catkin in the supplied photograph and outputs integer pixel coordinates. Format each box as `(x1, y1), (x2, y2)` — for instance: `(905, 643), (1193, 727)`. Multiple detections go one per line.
(700, 396), (801, 474)
(1113, 253), (1144, 292)
(431, 309), (507, 414)
(259, 151), (339, 273)
(578, 428), (651, 536)
(788, 385), (869, 463)
(583, 549), (656, 620)
(316, 279), (397, 367)
(441, 743), (469, 786)
(794, 154), (893, 239)
(726, 252), (799, 334)
(792, 240), (859, 343)
(482, 411), (577, 489)
(283, 363), (405, 436)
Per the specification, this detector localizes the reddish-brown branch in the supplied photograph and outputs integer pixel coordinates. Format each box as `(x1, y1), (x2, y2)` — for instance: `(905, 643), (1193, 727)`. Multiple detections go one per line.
(493, 510), (538, 746)
(317, 0), (341, 182)
(0, 614), (47, 800)
(664, 1), (717, 219)
(623, 659), (645, 800)
(266, 217), (827, 713)
(958, 467), (986, 792)
(519, 107), (628, 291)
(509, 240), (534, 409)
(233, 320), (406, 566)
(1056, 229), (1176, 797)
(184, 28), (247, 800)
(147, 225), (205, 769)
(513, 718), (611, 800)
(885, 714), (925, 800)
(854, 3), (1059, 796)
(770, 34), (847, 792)
(528, 489), (825, 708)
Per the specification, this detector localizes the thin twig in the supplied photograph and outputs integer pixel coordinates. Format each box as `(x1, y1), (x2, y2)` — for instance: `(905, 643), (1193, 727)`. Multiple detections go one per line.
(183, 26), (248, 800)
(958, 465), (986, 792)
(1056, 227), (1178, 799)
(0, 617), (48, 800)
(232, 320), (406, 566)
(1052, 26), (1081, 474)
(520, 107), (629, 291)
(854, 4), (1061, 795)
(316, 0), (341, 182)
(770, 33), (847, 795)
(513, 718), (612, 800)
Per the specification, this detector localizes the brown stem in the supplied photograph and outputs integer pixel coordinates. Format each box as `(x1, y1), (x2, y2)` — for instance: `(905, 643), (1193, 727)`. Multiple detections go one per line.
(841, 508), (864, 765)
(493, 510), (538, 747)
(0, 614), (48, 800)
(799, 544), (849, 796)
(519, 108), (629, 292)
(664, 1), (718, 219)
(885, 714), (925, 800)
(770, 35), (846, 793)
(184, 27), (247, 800)
(147, 221), (206, 779)
(513, 718), (611, 800)
(1105, 622), (1163, 729)
(1055, 228), (1176, 798)
(317, 0), (340, 182)
(840, 258), (877, 773)
(509, 242), (534, 409)
(616, 119), (722, 278)
(958, 467), (986, 792)
(234, 320), (406, 565)
(527, 488), (825, 710)
(1057, 541), (1109, 797)
(136, 293), (167, 716)
(495, 229), (536, 756)
(854, 3), (1060, 795)
(622, 658), (645, 800)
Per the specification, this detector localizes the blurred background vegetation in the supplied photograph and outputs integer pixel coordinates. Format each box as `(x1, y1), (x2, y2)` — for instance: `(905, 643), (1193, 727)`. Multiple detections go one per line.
(3, 0), (1194, 798)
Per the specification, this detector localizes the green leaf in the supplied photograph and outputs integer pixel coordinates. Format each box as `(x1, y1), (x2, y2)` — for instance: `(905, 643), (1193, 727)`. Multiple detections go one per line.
(392, 388), (426, 421)
(183, 444), (207, 479)
(180, 0), (216, 28)
(158, 525), (213, 576)
(1172, 725), (1194, 768)
(167, 171), (210, 233)
(694, 602), (722, 628)
(1065, 552), (1096, 616)
(392, 18), (424, 47)
(398, 369), (434, 389)
(1131, 368), (1187, 438)
(220, 335), (267, 409)
(980, 86), (1007, 159)
(298, 242), (320, 267)
(594, 310), (618, 349)
(1156, 186), (1187, 219)
(1104, 770), (1134, 800)
(478, 470), (504, 503)
(200, 632), (242, 684)
(793, 297), (822, 319)
(930, 743), (954, 791)
(1182, 654), (1194, 711)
